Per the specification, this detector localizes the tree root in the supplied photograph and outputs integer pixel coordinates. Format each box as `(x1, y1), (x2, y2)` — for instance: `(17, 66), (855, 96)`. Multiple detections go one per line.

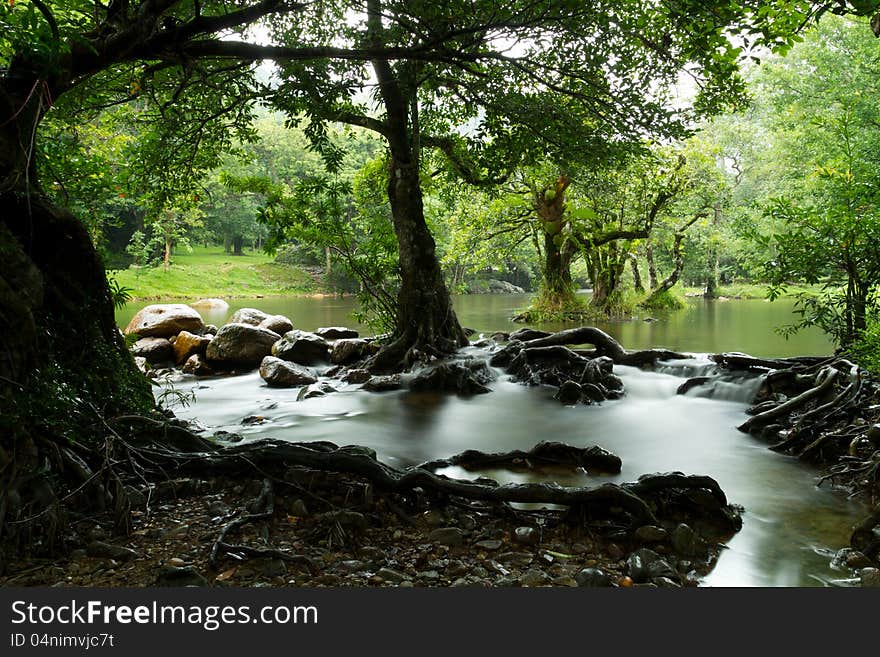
(418, 441), (623, 475)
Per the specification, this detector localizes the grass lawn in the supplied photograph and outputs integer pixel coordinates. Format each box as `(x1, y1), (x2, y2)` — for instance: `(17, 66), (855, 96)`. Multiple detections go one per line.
(111, 246), (318, 299)
(681, 282), (822, 299)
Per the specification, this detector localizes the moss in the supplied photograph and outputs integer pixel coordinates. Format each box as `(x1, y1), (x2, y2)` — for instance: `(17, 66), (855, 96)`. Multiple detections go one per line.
(640, 287), (687, 310)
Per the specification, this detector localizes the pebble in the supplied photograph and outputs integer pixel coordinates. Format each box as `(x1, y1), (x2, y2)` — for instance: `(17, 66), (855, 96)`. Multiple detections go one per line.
(670, 524), (708, 558)
(168, 557), (186, 567)
(289, 499), (309, 517)
(428, 527), (465, 547)
(376, 568), (406, 584)
(474, 539), (502, 551)
(495, 552), (533, 568)
(519, 569), (551, 587)
(860, 568), (880, 587)
(514, 526), (540, 546)
(423, 510), (446, 527)
(634, 525), (668, 543)
(575, 567), (613, 587)
(399, 580), (414, 588)
(155, 566), (207, 587)
(86, 541), (138, 562)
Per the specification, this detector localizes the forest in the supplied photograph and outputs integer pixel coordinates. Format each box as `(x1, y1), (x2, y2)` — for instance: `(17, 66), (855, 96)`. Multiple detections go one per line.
(2, 1), (880, 589)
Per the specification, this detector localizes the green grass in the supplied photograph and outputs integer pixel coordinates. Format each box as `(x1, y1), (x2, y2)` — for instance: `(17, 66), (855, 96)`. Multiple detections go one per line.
(681, 282), (823, 299)
(111, 246), (319, 300)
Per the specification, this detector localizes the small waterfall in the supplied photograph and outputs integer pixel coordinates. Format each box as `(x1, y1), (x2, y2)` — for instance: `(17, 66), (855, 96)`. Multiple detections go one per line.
(649, 356), (765, 404)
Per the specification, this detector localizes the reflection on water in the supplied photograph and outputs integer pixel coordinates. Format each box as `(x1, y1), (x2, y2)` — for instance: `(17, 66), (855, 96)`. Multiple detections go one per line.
(119, 293), (860, 587)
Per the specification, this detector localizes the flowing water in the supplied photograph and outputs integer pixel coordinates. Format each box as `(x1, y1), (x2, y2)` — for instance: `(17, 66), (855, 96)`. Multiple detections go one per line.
(117, 293), (867, 586)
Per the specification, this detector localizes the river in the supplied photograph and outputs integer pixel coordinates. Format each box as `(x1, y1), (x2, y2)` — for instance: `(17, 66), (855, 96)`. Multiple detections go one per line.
(117, 293), (867, 586)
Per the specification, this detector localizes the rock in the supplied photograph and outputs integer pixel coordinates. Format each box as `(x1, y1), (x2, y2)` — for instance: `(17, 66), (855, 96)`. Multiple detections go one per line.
(134, 356), (150, 374)
(409, 360), (496, 395)
(652, 576), (682, 588)
(272, 330), (331, 365)
(206, 323), (280, 367)
(626, 548), (677, 583)
(228, 307), (269, 326)
(423, 510), (446, 527)
(509, 328), (551, 342)
(315, 327), (360, 340)
(362, 375), (402, 392)
(124, 304), (205, 338)
(289, 499), (309, 517)
(670, 523), (708, 558)
(259, 314), (294, 335)
(182, 354), (214, 376)
(172, 330), (211, 364)
(519, 569), (551, 587)
(475, 539), (502, 551)
(495, 552), (533, 568)
(491, 332), (510, 342)
(342, 368), (372, 384)
(155, 566), (208, 587)
(376, 568), (406, 584)
(257, 558), (287, 578)
(330, 338), (375, 365)
(189, 298), (229, 311)
(131, 337), (174, 364)
(86, 541), (138, 562)
(297, 383), (337, 400)
(555, 380), (582, 405)
(634, 525), (668, 543)
(860, 568), (880, 587)
(259, 356), (318, 388)
(575, 568), (613, 587)
(318, 510), (367, 531)
(513, 526), (540, 546)
(486, 279), (525, 294)
(867, 424), (880, 447)
(428, 527), (465, 547)
(204, 324), (218, 335)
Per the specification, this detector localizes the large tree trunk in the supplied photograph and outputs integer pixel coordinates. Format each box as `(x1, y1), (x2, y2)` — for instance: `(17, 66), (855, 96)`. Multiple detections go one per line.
(0, 81), (154, 554)
(704, 201), (722, 299)
(232, 234), (244, 256)
(533, 176), (577, 306)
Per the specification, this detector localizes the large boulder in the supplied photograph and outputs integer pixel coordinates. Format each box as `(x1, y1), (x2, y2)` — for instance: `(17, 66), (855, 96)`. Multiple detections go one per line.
(124, 304), (204, 338)
(487, 279), (525, 294)
(189, 298), (229, 311)
(272, 330), (331, 365)
(259, 356), (318, 388)
(259, 314), (294, 335)
(172, 330), (211, 365)
(315, 326), (359, 340)
(229, 307), (269, 326)
(131, 337), (174, 364)
(330, 338), (376, 365)
(206, 323), (280, 367)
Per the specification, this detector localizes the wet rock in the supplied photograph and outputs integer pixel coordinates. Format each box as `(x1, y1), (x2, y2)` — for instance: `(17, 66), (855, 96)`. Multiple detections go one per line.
(626, 548), (676, 583)
(297, 383), (337, 400)
(652, 576), (682, 588)
(131, 337), (174, 365)
(155, 566), (207, 587)
(229, 308), (269, 326)
(860, 568), (880, 587)
(513, 527), (540, 546)
(339, 560), (365, 573)
(134, 356), (150, 375)
(124, 304), (205, 338)
(867, 424), (880, 447)
(634, 525), (668, 543)
(408, 360), (495, 395)
(259, 314), (294, 335)
(172, 330), (211, 364)
(362, 375), (402, 392)
(423, 510), (447, 527)
(376, 568), (406, 584)
(575, 568), (613, 587)
(670, 524), (708, 558)
(519, 569), (551, 587)
(206, 323), (280, 367)
(555, 380), (582, 405)
(256, 558), (286, 578)
(491, 332), (510, 342)
(182, 354), (214, 376)
(203, 324), (218, 335)
(315, 327), (360, 340)
(342, 368), (372, 384)
(273, 330), (331, 365)
(86, 541), (138, 562)
(428, 527), (465, 547)
(331, 338), (375, 365)
(259, 356), (318, 388)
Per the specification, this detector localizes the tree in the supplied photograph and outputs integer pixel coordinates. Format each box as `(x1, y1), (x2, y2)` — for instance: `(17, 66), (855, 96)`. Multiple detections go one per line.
(268, 0), (831, 368)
